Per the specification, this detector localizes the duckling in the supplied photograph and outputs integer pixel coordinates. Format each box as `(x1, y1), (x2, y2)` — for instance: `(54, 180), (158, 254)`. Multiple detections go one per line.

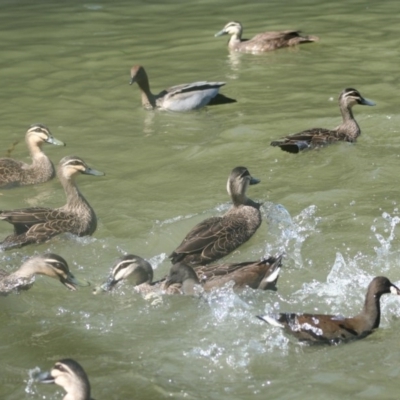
(257, 276), (400, 344)
(129, 65), (236, 111)
(95, 254), (282, 295)
(34, 358), (94, 400)
(0, 156), (104, 250)
(166, 255), (283, 294)
(170, 166), (261, 267)
(215, 21), (318, 53)
(0, 253), (80, 294)
(0, 124), (65, 188)
(270, 88), (376, 153)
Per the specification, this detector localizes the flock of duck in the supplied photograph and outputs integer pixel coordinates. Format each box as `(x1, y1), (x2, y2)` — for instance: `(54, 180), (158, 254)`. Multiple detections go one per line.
(1, 21), (397, 400)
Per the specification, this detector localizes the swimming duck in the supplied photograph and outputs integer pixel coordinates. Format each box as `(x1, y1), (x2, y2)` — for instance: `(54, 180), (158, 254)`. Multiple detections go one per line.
(215, 21), (319, 53)
(93, 254), (181, 295)
(0, 156), (104, 250)
(34, 358), (94, 400)
(166, 254), (283, 293)
(270, 88), (376, 153)
(257, 276), (400, 345)
(129, 65), (236, 111)
(95, 254), (282, 295)
(0, 124), (65, 188)
(0, 253), (80, 294)
(169, 166), (262, 267)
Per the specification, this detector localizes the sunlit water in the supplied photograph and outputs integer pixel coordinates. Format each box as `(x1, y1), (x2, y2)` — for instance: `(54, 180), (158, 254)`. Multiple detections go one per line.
(1, 0), (400, 399)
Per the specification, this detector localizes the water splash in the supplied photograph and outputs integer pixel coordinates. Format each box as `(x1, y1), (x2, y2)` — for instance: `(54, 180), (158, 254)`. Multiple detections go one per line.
(372, 211), (400, 259)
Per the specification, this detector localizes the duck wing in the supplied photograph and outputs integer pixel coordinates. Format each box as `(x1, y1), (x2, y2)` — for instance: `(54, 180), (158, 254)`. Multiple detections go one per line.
(0, 159), (25, 188)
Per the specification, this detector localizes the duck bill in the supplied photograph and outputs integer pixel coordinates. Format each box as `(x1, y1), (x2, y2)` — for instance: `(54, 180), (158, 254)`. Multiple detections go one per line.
(390, 283), (400, 295)
(46, 136), (65, 146)
(249, 177), (260, 185)
(35, 371), (55, 384)
(359, 97), (376, 106)
(129, 77), (136, 85)
(61, 274), (90, 291)
(214, 29), (227, 37)
(83, 167), (105, 176)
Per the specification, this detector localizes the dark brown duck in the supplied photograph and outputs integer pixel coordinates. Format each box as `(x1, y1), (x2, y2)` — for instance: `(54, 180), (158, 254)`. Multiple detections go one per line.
(257, 276), (400, 344)
(270, 88), (375, 153)
(0, 156), (104, 250)
(169, 166), (262, 267)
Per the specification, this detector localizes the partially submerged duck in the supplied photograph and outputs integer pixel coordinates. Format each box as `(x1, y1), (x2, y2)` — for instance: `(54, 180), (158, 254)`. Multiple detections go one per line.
(0, 124), (65, 188)
(129, 65), (236, 111)
(257, 276), (400, 345)
(94, 254), (283, 295)
(93, 254), (180, 295)
(166, 255), (283, 293)
(0, 156), (104, 250)
(0, 253), (80, 294)
(270, 88), (376, 153)
(34, 358), (94, 400)
(215, 21), (318, 53)
(170, 166), (262, 267)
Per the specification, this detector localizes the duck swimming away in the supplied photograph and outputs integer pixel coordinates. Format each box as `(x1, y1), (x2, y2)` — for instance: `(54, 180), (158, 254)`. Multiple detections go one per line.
(257, 276), (400, 344)
(0, 155), (104, 250)
(129, 65), (236, 111)
(0, 124), (65, 188)
(270, 88), (376, 153)
(169, 166), (262, 267)
(215, 21), (318, 53)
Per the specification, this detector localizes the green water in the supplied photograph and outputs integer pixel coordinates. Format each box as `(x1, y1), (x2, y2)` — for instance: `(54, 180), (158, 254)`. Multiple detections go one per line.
(1, 0), (400, 399)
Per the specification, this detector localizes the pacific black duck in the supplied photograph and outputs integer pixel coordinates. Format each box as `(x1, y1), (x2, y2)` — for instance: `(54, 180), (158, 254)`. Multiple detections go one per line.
(270, 88), (376, 153)
(170, 166), (262, 267)
(129, 65), (236, 111)
(0, 124), (65, 188)
(166, 254), (283, 293)
(257, 276), (400, 345)
(0, 253), (80, 295)
(34, 358), (94, 400)
(215, 21), (319, 53)
(95, 254), (283, 295)
(0, 156), (104, 250)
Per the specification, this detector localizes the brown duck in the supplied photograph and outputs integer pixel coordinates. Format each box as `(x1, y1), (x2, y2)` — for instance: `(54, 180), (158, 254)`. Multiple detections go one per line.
(215, 21), (318, 53)
(270, 88), (376, 153)
(0, 156), (104, 250)
(0, 124), (65, 188)
(257, 276), (400, 344)
(169, 166), (261, 267)
(166, 255), (283, 294)
(130, 65), (236, 111)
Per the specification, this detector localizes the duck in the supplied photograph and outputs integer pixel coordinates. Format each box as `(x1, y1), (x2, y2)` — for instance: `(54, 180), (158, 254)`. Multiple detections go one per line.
(34, 358), (94, 400)
(0, 253), (81, 295)
(256, 276), (400, 345)
(270, 88), (376, 153)
(0, 156), (104, 250)
(214, 21), (319, 53)
(0, 124), (65, 188)
(129, 65), (236, 111)
(165, 254), (283, 294)
(95, 254), (283, 295)
(170, 166), (262, 267)
(93, 254), (181, 295)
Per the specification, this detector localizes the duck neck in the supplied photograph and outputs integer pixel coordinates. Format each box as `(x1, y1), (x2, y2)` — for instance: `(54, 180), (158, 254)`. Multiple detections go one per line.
(26, 139), (53, 171)
(338, 104), (360, 139)
(137, 71), (156, 109)
(360, 292), (381, 330)
(10, 258), (43, 279)
(63, 383), (91, 400)
(231, 193), (258, 208)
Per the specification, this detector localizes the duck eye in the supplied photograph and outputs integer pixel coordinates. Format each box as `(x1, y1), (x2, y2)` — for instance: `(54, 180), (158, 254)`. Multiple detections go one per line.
(55, 364), (66, 372)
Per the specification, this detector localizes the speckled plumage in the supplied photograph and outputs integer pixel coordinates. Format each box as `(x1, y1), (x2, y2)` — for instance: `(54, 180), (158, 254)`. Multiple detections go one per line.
(0, 124), (65, 188)
(270, 88), (376, 153)
(170, 166), (262, 267)
(0, 156), (104, 250)
(215, 21), (318, 53)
